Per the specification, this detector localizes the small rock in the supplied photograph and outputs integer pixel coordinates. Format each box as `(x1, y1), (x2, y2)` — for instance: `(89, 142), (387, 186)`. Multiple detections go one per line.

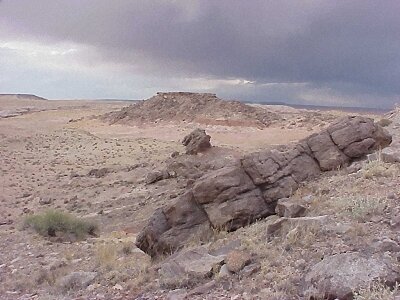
(378, 238), (400, 252)
(58, 271), (97, 291)
(171, 151), (179, 158)
(388, 192), (397, 200)
(275, 198), (307, 218)
(188, 280), (216, 296)
(225, 250), (252, 273)
(49, 259), (67, 271)
(294, 259), (307, 270)
(88, 168), (109, 178)
(145, 170), (170, 184)
(370, 215), (383, 223)
(302, 194), (313, 202)
(218, 264), (232, 278)
(367, 150), (400, 163)
(266, 215), (329, 236)
(239, 262), (261, 277)
(167, 289), (187, 300)
(113, 283), (123, 291)
(39, 196), (53, 205)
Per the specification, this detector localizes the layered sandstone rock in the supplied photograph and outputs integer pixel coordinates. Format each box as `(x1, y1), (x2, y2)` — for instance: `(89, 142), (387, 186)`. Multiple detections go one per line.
(136, 116), (392, 257)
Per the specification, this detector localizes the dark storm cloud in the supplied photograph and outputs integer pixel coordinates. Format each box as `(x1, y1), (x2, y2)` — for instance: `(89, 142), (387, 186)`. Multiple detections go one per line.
(1, 0), (399, 106)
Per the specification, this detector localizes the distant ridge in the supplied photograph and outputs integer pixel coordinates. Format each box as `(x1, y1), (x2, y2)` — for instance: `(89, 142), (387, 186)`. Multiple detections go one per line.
(0, 94), (47, 101)
(246, 100), (391, 113)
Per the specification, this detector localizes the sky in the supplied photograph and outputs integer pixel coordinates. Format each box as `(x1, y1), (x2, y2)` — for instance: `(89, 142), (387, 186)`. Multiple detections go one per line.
(0, 0), (399, 108)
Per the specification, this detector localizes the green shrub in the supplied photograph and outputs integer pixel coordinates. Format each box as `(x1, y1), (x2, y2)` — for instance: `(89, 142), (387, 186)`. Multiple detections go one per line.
(24, 210), (97, 239)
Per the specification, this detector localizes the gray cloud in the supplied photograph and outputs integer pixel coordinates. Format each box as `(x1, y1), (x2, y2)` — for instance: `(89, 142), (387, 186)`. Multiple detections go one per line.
(0, 0), (399, 107)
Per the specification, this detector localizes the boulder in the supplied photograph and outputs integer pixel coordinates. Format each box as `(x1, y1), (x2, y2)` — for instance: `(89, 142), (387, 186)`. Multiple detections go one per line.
(158, 247), (224, 286)
(304, 252), (400, 300)
(307, 131), (349, 171)
(192, 166), (274, 230)
(306, 116), (391, 170)
(145, 170), (171, 184)
(136, 116), (392, 257)
(275, 198), (307, 218)
(182, 128), (211, 155)
(136, 193), (212, 257)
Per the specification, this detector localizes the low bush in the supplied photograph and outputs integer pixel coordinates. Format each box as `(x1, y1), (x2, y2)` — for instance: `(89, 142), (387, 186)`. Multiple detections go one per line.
(24, 210), (97, 239)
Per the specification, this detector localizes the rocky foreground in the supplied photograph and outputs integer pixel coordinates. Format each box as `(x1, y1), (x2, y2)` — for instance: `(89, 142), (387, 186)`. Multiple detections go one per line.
(137, 116), (392, 258)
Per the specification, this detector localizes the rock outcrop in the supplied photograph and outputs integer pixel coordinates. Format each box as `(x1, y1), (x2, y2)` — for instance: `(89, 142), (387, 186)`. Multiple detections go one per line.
(182, 128), (212, 155)
(304, 252), (400, 299)
(136, 116), (392, 257)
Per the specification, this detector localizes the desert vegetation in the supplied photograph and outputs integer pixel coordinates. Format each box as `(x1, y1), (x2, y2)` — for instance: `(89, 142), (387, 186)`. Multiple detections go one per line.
(24, 210), (97, 239)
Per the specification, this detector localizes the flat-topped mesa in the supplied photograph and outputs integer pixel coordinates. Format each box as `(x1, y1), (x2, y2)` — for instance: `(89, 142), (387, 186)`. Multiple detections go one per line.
(156, 92), (218, 98)
(136, 116), (392, 257)
(100, 91), (281, 127)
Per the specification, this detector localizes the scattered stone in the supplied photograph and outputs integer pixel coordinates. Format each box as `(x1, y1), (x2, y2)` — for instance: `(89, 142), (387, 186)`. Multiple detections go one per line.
(158, 247), (225, 284)
(304, 252), (400, 299)
(58, 271), (97, 291)
(209, 239), (241, 257)
(367, 148), (400, 163)
(218, 264), (232, 278)
(171, 151), (180, 158)
(275, 198), (307, 217)
(113, 283), (123, 291)
(374, 238), (400, 252)
(166, 289), (187, 300)
(182, 128), (212, 155)
(87, 168), (109, 178)
(38, 196), (53, 205)
(145, 170), (170, 184)
(266, 215), (329, 236)
(225, 250), (252, 273)
(187, 280), (217, 297)
(239, 262), (261, 277)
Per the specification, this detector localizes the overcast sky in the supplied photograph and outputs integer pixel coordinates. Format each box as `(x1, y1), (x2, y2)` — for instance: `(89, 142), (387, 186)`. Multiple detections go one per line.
(1, 1), (399, 107)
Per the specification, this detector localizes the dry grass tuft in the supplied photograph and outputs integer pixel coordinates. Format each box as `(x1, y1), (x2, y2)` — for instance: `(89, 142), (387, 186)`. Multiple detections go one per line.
(354, 282), (398, 300)
(96, 242), (118, 269)
(362, 157), (398, 179)
(335, 196), (387, 222)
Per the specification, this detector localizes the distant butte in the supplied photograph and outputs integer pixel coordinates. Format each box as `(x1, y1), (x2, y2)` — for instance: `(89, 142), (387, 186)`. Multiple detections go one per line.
(0, 94), (47, 101)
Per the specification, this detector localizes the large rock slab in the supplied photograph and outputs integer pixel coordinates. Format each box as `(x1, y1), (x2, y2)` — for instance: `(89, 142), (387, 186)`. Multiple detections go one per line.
(136, 116), (392, 257)
(136, 193), (212, 257)
(307, 116), (392, 170)
(158, 247), (225, 286)
(304, 252), (400, 299)
(192, 166), (274, 230)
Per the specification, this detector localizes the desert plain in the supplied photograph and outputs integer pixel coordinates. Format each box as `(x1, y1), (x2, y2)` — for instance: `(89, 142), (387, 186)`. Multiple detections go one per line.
(0, 93), (400, 300)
